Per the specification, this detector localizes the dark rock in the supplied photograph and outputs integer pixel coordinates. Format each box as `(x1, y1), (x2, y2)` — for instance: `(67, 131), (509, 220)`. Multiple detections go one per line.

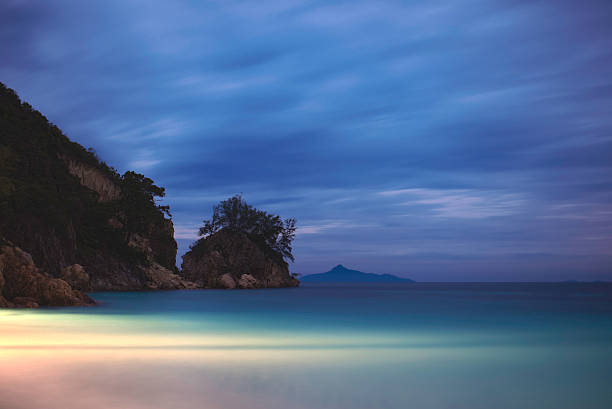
(11, 297), (39, 308)
(0, 245), (95, 308)
(181, 229), (299, 289)
(0, 295), (11, 308)
(237, 274), (259, 289)
(142, 261), (196, 290)
(0, 83), (190, 292)
(219, 273), (236, 289)
(60, 264), (92, 292)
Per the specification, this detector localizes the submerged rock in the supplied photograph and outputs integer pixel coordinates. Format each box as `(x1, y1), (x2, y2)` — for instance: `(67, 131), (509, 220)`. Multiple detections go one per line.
(180, 229), (299, 289)
(0, 245), (95, 308)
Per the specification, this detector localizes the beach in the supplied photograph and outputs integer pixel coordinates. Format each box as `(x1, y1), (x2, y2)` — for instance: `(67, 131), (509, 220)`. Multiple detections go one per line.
(1, 283), (611, 409)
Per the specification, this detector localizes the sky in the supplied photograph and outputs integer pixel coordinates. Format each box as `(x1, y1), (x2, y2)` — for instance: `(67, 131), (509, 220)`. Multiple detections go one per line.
(1, 0), (611, 281)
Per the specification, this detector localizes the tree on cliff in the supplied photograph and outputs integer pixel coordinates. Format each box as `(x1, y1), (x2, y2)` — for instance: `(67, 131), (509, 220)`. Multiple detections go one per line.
(120, 171), (171, 231)
(0, 82), (177, 278)
(197, 195), (296, 262)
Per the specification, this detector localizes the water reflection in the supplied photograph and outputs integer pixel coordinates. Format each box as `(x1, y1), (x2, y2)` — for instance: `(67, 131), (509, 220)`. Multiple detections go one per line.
(1, 284), (611, 409)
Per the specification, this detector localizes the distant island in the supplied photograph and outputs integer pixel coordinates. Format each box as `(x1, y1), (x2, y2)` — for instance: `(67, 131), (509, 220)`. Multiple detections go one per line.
(300, 265), (415, 283)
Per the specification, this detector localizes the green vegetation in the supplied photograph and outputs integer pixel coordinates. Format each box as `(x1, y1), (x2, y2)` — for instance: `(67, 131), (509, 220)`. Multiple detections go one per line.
(0, 82), (173, 271)
(120, 170), (171, 232)
(196, 195), (296, 263)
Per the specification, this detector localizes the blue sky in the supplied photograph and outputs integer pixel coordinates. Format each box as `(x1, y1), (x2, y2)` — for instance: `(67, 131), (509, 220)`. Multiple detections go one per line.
(1, 0), (611, 281)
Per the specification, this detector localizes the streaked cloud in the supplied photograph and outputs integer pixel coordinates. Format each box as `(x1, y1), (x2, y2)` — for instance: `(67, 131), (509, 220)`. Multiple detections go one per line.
(380, 188), (525, 219)
(1, 0), (611, 280)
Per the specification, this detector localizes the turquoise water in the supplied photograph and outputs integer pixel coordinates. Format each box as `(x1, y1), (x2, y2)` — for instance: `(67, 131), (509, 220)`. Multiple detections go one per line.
(2, 283), (612, 409)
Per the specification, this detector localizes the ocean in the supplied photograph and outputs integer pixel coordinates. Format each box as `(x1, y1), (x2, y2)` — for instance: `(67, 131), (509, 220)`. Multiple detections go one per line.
(1, 283), (611, 409)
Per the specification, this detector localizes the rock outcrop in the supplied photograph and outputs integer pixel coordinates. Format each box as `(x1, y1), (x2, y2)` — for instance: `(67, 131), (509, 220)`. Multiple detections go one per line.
(62, 157), (121, 202)
(0, 82), (192, 294)
(60, 264), (92, 292)
(219, 273), (236, 289)
(0, 245), (94, 308)
(237, 274), (259, 289)
(141, 260), (196, 290)
(180, 229), (299, 289)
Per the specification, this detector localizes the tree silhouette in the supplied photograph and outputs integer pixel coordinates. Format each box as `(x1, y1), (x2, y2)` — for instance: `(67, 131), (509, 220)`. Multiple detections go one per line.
(198, 195), (296, 262)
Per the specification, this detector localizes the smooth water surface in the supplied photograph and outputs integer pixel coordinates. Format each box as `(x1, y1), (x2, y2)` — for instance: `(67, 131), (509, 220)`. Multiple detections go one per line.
(1, 283), (612, 409)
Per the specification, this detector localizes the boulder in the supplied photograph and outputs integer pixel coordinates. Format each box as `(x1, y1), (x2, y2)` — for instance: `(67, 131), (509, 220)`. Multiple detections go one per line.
(143, 262), (197, 290)
(0, 245), (95, 308)
(219, 273), (236, 289)
(60, 264), (92, 292)
(237, 274), (259, 289)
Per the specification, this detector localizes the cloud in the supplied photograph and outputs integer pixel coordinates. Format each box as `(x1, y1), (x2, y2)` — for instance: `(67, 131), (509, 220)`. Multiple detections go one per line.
(1, 0), (611, 279)
(173, 225), (201, 240)
(297, 220), (378, 235)
(380, 188), (525, 219)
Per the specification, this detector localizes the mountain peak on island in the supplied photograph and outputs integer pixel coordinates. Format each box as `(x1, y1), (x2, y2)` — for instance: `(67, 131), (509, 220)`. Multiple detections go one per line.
(300, 265), (415, 283)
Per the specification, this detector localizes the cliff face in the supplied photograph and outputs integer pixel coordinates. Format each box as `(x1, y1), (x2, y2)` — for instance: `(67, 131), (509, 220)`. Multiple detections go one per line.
(0, 82), (189, 296)
(63, 157), (121, 202)
(181, 229), (299, 289)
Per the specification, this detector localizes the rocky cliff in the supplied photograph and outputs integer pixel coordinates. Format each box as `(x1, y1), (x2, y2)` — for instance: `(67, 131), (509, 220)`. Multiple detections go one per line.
(181, 229), (299, 289)
(0, 82), (191, 299)
(62, 156), (121, 202)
